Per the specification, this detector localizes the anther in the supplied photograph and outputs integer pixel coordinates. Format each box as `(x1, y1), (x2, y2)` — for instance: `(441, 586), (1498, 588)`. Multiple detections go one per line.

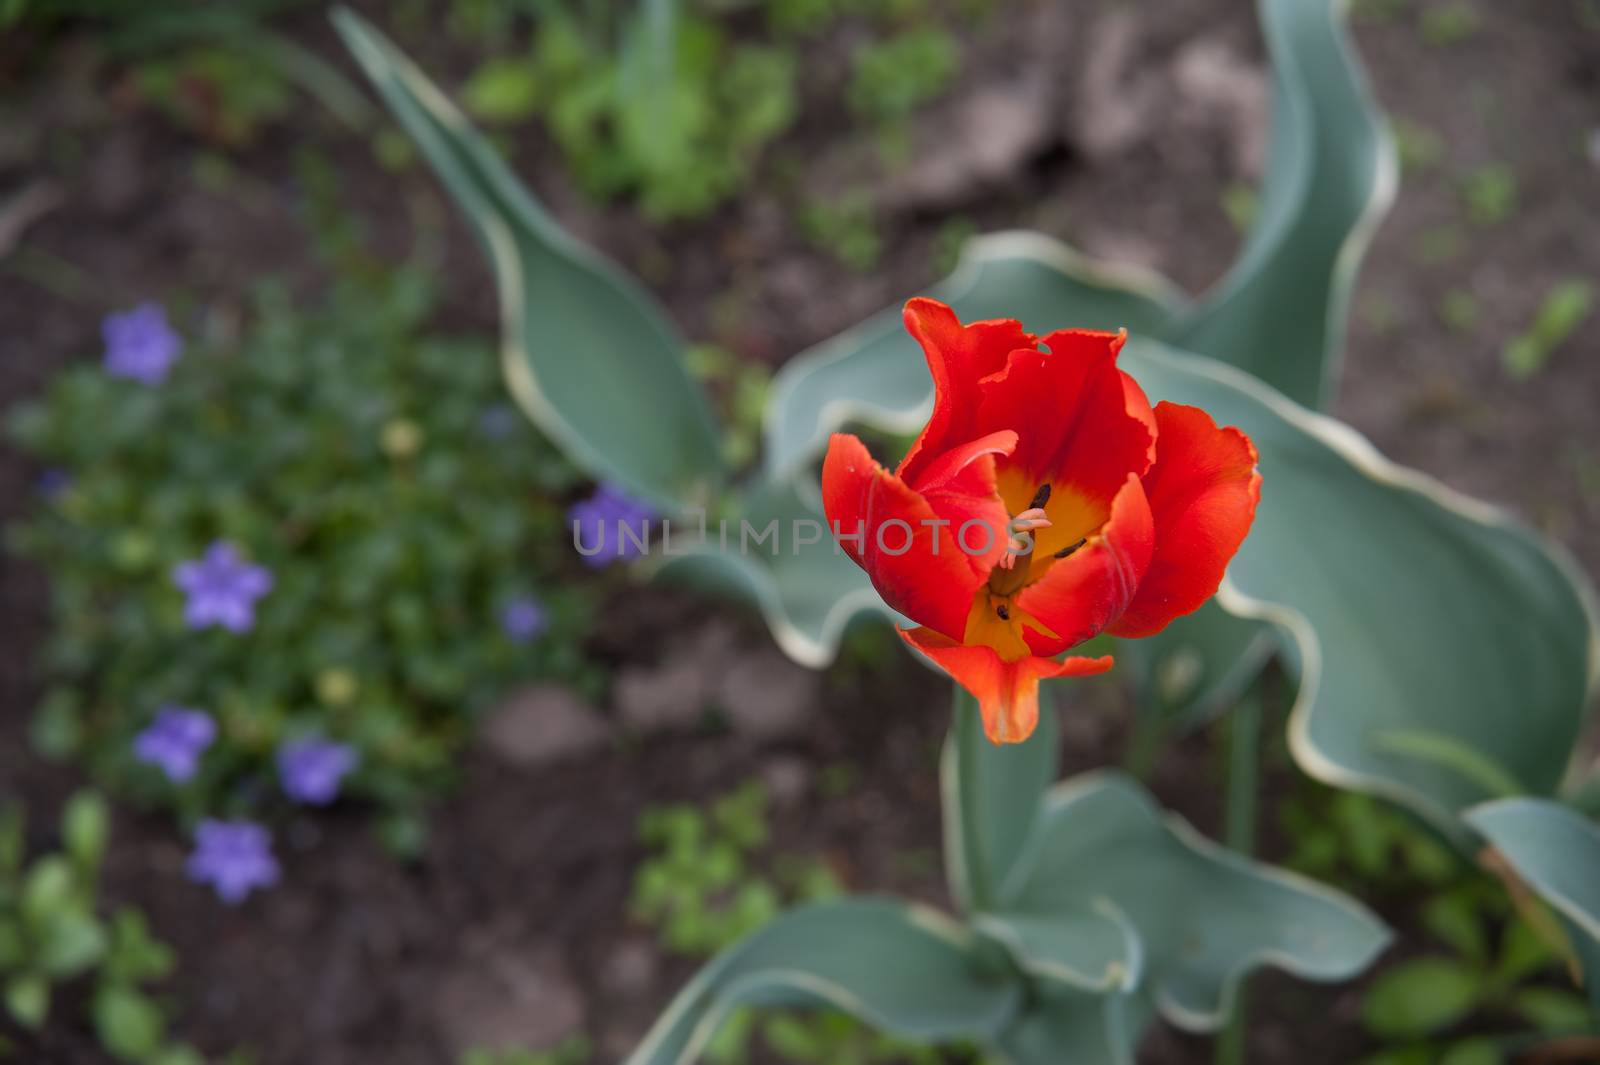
(1029, 483), (1052, 510)
(1055, 538), (1087, 559)
(996, 604), (1011, 620)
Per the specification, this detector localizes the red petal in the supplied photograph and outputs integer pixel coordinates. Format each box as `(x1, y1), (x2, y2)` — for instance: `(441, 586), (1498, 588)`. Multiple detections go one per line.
(1015, 474), (1156, 655)
(822, 432), (1013, 640)
(897, 298), (1036, 485)
(978, 329), (1155, 549)
(1109, 402), (1262, 639)
(901, 626), (1113, 745)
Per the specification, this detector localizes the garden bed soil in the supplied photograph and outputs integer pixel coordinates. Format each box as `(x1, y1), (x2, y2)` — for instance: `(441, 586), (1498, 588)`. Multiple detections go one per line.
(1, 1), (1597, 1062)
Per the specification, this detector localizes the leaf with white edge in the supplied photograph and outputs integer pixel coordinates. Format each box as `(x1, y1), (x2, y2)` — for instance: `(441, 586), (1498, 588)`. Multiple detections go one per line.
(1174, 0), (1395, 408)
(763, 0), (1392, 478)
(652, 473), (894, 668)
(942, 687), (1061, 914)
(1466, 799), (1600, 1012)
(989, 771), (1389, 1031)
(620, 898), (1023, 1065)
(995, 986), (1144, 1065)
(1119, 340), (1600, 830)
(333, 9), (723, 511)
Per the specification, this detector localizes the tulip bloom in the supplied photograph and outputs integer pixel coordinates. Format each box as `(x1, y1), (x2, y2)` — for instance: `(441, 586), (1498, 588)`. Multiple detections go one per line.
(823, 299), (1260, 744)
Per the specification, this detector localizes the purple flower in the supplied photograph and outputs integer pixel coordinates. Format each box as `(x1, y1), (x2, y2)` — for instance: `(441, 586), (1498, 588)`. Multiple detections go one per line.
(478, 404), (520, 440)
(276, 736), (358, 806)
(133, 705), (216, 783)
(36, 468), (70, 499)
(172, 541), (273, 633)
(187, 819), (279, 904)
(500, 596), (548, 642)
(569, 483), (655, 569)
(103, 303), (182, 384)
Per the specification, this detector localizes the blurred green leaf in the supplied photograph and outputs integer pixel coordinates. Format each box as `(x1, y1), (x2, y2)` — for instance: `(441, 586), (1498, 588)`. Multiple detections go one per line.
(62, 791), (109, 873)
(335, 8), (725, 509)
(1363, 957), (1484, 1038)
(620, 899), (1021, 1065)
(35, 911), (108, 979)
(1439, 1039), (1503, 1065)
(1503, 279), (1594, 381)
(93, 985), (167, 1059)
(1466, 799), (1600, 1013)
(4, 974), (49, 1030)
(463, 57), (543, 123)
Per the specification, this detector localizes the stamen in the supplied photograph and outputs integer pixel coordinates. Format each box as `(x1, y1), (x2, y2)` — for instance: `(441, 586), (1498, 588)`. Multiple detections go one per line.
(1029, 483), (1052, 510)
(996, 604), (1010, 620)
(1055, 537), (1088, 559)
(998, 507), (1052, 571)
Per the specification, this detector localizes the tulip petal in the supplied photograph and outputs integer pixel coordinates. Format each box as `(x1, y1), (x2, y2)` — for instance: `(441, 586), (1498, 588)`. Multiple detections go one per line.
(980, 330), (1156, 556)
(823, 432), (1013, 640)
(1110, 403), (1262, 639)
(1016, 474), (1156, 655)
(901, 626), (1113, 745)
(898, 298), (1036, 485)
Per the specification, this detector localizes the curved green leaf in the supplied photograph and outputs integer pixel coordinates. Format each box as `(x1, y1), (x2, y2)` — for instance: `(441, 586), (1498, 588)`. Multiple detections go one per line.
(988, 771), (1388, 1031)
(1466, 798), (1600, 1011)
(1174, 0), (1395, 408)
(942, 686), (1061, 914)
(1120, 340), (1600, 830)
(651, 473), (892, 668)
(333, 8), (723, 510)
(621, 898), (1022, 1065)
(994, 986), (1143, 1065)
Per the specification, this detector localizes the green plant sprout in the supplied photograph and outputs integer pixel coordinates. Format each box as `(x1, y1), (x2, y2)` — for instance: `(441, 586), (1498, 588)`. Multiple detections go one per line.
(1502, 280), (1594, 381)
(0, 793), (205, 1064)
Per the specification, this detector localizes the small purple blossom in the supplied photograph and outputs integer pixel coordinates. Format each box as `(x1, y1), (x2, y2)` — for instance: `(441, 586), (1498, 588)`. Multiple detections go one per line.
(102, 302), (182, 385)
(569, 483), (655, 569)
(277, 736), (358, 806)
(500, 596), (548, 642)
(186, 819), (279, 904)
(35, 468), (70, 499)
(172, 541), (273, 633)
(133, 705), (216, 783)
(478, 404), (520, 440)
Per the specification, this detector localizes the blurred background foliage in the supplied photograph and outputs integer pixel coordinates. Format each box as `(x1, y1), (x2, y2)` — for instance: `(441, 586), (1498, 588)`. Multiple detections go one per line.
(7, 263), (600, 836)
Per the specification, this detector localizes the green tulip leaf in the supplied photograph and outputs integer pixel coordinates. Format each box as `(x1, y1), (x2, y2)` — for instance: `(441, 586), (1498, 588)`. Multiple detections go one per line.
(1466, 798), (1600, 1013)
(652, 473), (893, 668)
(1121, 341), (1599, 830)
(1175, 0), (1395, 409)
(995, 986), (1143, 1065)
(987, 771), (1388, 1031)
(333, 8), (723, 510)
(621, 898), (1022, 1065)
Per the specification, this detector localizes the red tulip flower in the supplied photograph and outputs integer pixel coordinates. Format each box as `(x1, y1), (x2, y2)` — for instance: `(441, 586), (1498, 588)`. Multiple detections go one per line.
(822, 299), (1261, 745)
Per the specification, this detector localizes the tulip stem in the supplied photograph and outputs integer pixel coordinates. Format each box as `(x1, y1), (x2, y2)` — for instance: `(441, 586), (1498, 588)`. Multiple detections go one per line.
(1216, 687), (1262, 1065)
